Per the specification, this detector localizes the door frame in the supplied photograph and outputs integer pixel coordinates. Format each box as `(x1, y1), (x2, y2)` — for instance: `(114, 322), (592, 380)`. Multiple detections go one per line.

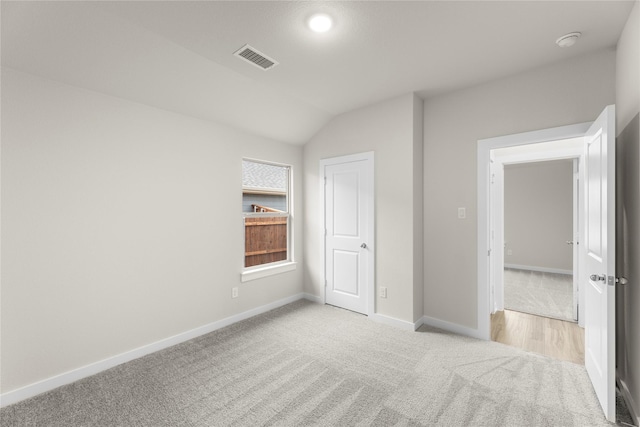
(572, 158), (580, 321)
(491, 143), (583, 323)
(320, 152), (375, 315)
(477, 122), (591, 339)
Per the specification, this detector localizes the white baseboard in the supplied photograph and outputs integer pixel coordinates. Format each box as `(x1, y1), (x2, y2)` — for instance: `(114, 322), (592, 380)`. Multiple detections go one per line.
(618, 377), (639, 426)
(421, 315), (485, 340)
(369, 313), (418, 331)
(303, 292), (420, 331)
(504, 264), (572, 275)
(302, 293), (322, 304)
(0, 293), (308, 408)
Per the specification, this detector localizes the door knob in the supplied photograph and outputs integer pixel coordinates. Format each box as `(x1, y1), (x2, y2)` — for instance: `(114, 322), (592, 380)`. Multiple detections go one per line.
(590, 274), (606, 282)
(360, 243), (367, 249)
(616, 277), (629, 285)
(566, 240), (574, 245)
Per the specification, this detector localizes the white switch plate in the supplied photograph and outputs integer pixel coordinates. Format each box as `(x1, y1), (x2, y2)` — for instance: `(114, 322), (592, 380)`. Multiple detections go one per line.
(458, 207), (466, 219)
(507, 249), (513, 256)
(380, 287), (387, 298)
(232, 287), (239, 298)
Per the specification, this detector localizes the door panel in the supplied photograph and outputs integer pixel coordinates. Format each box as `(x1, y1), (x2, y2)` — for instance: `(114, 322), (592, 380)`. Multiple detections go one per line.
(587, 134), (603, 257)
(324, 157), (372, 315)
(584, 105), (615, 422)
(333, 250), (359, 296)
(333, 171), (360, 237)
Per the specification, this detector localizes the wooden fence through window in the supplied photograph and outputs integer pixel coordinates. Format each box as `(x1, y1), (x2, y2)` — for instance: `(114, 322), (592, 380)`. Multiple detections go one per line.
(244, 216), (287, 267)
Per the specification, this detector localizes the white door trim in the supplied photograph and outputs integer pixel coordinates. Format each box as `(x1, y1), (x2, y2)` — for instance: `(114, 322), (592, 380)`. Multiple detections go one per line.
(477, 122), (590, 339)
(320, 152), (375, 315)
(572, 158), (580, 322)
(489, 153), (504, 313)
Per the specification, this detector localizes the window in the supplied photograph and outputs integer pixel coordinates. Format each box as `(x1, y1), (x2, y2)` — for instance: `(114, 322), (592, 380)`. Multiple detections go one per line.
(242, 159), (290, 268)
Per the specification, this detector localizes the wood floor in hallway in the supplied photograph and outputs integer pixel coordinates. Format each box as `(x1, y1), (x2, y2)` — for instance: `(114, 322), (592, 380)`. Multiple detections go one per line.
(491, 309), (585, 365)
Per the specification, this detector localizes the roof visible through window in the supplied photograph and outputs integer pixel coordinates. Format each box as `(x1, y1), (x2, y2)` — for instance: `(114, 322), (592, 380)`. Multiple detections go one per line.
(242, 160), (287, 193)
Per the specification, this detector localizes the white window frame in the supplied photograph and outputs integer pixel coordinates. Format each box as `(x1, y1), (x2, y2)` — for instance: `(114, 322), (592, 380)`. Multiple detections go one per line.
(241, 158), (296, 282)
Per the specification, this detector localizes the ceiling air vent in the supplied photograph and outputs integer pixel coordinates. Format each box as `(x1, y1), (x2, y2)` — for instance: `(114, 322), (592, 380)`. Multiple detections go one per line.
(233, 44), (279, 71)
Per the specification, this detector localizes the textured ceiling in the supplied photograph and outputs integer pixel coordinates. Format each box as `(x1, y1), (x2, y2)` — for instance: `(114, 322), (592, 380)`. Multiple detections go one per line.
(1, 1), (635, 145)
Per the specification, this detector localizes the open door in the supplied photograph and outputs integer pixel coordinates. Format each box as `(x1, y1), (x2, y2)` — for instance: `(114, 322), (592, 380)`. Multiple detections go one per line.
(584, 105), (616, 422)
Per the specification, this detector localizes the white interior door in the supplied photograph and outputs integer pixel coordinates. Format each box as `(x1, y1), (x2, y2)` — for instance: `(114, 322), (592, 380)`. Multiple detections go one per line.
(323, 154), (373, 315)
(584, 105), (616, 422)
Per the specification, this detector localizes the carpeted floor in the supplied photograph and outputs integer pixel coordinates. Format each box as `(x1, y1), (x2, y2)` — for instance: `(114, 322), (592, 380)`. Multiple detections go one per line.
(504, 268), (574, 321)
(0, 300), (611, 426)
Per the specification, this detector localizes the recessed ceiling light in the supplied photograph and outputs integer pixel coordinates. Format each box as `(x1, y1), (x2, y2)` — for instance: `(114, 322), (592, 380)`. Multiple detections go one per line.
(308, 14), (333, 33)
(556, 32), (581, 48)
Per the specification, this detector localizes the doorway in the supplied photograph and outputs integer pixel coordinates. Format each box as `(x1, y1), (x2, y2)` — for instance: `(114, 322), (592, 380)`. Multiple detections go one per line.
(489, 142), (584, 364)
(502, 158), (577, 322)
(488, 138), (584, 325)
(477, 106), (617, 422)
(320, 152), (375, 315)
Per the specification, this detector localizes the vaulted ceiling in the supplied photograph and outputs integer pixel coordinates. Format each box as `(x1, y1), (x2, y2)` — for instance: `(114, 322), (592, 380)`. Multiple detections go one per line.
(2, 1), (635, 144)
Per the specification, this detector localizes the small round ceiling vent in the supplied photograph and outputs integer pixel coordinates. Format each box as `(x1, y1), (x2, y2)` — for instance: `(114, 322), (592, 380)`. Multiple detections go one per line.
(556, 32), (582, 48)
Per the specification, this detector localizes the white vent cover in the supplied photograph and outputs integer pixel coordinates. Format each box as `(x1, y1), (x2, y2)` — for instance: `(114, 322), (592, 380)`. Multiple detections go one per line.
(233, 44), (279, 70)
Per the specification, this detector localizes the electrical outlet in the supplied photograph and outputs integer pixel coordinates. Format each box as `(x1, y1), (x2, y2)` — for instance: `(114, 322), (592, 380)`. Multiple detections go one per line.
(507, 249), (513, 256)
(380, 287), (387, 298)
(232, 287), (239, 298)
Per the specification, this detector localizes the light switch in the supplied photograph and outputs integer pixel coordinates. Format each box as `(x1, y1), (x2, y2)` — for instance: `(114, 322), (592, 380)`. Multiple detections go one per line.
(458, 207), (466, 219)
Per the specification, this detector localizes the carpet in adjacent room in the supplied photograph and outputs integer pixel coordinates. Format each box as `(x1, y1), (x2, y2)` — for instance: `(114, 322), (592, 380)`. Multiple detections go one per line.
(504, 268), (574, 321)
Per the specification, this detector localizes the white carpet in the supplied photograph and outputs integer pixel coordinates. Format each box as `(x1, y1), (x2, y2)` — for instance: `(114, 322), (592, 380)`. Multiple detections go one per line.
(1, 300), (608, 426)
(504, 268), (574, 321)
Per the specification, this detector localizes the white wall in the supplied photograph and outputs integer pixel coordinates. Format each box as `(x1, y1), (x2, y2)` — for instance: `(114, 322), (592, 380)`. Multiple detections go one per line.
(303, 93), (423, 323)
(616, 2), (640, 135)
(615, 1), (640, 422)
(504, 160), (573, 272)
(0, 68), (304, 394)
(412, 95), (425, 320)
(423, 49), (616, 329)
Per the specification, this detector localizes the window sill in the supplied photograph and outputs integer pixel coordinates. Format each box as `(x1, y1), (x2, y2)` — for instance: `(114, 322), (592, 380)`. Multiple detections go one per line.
(241, 261), (297, 283)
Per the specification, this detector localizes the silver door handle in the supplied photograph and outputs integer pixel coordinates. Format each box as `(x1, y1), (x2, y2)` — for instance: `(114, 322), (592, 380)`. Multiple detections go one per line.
(616, 277), (629, 285)
(590, 274), (606, 282)
(566, 240), (573, 245)
(360, 243), (367, 249)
